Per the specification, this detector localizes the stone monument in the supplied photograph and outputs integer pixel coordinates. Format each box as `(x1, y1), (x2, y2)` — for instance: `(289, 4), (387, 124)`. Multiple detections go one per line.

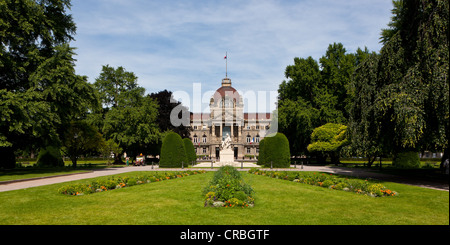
(219, 133), (235, 164)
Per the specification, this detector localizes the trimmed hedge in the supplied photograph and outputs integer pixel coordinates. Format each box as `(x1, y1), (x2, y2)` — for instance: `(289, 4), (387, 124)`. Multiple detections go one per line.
(183, 138), (196, 165)
(160, 132), (188, 168)
(393, 151), (420, 168)
(257, 138), (266, 165)
(260, 133), (290, 168)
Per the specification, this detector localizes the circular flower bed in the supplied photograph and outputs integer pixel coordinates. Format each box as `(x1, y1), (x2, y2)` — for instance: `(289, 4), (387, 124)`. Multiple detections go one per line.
(203, 166), (255, 208)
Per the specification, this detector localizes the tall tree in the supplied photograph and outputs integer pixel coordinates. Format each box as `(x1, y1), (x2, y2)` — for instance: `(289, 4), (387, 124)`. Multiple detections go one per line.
(149, 90), (191, 139)
(350, 0), (449, 165)
(61, 121), (104, 168)
(277, 99), (318, 156)
(93, 66), (160, 163)
(0, 0), (96, 168)
(277, 44), (369, 156)
(94, 65), (144, 108)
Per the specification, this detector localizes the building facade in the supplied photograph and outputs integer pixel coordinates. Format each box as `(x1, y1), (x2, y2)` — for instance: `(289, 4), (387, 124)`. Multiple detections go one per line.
(190, 77), (272, 160)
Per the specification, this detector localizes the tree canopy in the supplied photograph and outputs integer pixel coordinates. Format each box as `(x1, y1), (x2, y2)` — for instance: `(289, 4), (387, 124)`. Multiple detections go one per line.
(349, 0), (449, 164)
(307, 123), (349, 165)
(92, 65), (161, 163)
(0, 0), (97, 168)
(277, 43), (369, 156)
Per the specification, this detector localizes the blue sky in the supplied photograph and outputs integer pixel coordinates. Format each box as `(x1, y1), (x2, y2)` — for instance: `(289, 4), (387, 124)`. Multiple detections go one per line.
(69, 0), (394, 112)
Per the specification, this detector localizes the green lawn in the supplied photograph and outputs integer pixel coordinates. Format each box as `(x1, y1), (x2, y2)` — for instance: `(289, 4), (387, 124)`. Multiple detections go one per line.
(0, 172), (447, 225)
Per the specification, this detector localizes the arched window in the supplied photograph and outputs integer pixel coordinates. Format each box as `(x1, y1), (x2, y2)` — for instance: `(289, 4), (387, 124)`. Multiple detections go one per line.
(246, 134), (251, 143)
(255, 134), (260, 143)
(193, 135), (198, 143)
(202, 134), (207, 143)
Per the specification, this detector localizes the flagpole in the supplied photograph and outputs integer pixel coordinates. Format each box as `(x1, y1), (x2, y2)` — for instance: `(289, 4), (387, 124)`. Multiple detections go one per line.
(225, 52), (228, 78)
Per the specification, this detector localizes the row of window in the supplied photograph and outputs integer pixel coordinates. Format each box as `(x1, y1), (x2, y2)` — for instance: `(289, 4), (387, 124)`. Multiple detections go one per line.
(193, 135), (260, 143)
(193, 136), (207, 143)
(195, 147), (259, 154)
(192, 125), (269, 130)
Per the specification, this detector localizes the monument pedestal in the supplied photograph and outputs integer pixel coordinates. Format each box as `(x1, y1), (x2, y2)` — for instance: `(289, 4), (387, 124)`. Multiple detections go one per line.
(219, 148), (235, 164)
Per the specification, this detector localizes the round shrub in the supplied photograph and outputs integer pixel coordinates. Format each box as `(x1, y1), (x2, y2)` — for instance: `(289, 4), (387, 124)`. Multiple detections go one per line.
(160, 132), (188, 168)
(260, 133), (291, 168)
(183, 138), (196, 165)
(393, 151), (420, 168)
(37, 146), (64, 167)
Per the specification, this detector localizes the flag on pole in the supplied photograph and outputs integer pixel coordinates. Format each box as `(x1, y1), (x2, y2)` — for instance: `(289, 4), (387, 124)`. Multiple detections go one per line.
(224, 55), (227, 59)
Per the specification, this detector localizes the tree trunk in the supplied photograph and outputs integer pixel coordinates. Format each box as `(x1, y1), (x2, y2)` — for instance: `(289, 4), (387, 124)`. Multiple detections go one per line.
(440, 148), (448, 171)
(113, 153), (124, 165)
(71, 156), (78, 169)
(330, 152), (340, 165)
(367, 155), (376, 168)
(0, 147), (16, 169)
(316, 154), (326, 164)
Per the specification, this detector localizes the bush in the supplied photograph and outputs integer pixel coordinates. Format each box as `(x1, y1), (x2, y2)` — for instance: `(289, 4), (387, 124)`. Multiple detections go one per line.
(307, 123), (349, 165)
(393, 151), (420, 168)
(260, 133), (290, 168)
(36, 146), (64, 167)
(160, 132), (188, 168)
(204, 166), (255, 207)
(183, 138), (197, 165)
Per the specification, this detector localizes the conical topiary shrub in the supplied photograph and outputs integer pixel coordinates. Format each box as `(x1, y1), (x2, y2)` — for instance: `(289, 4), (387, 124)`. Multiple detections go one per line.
(37, 145), (65, 167)
(183, 138), (197, 165)
(257, 138), (266, 166)
(261, 133), (291, 168)
(160, 132), (188, 168)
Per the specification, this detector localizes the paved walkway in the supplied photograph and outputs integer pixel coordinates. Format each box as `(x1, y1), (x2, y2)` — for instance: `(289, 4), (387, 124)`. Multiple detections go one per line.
(0, 165), (448, 192)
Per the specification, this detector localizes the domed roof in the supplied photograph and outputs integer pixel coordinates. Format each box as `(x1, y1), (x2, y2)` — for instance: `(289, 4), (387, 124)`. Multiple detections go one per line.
(213, 86), (239, 99)
(211, 77), (241, 105)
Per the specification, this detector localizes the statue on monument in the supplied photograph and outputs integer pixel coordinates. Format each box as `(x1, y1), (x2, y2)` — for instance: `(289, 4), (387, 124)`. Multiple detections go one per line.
(221, 133), (232, 150)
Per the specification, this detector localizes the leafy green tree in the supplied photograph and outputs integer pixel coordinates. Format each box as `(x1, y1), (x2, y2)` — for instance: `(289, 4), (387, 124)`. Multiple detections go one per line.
(0, 0), (96, 168)
(92, 65), (160, 163)
(94, 65), (145, 108)
(277, 99), (318, 156)
(100, 139), (122, 165)
(380, 0), (404, 45)
(277, 44), (368, 156)
(348, 53), (384, 167)
(350, 0), (449, 165)
(0, 0), (76, 91)
(279, 56), (321, 103)
(149, 90), (191, 139)
(101, 94), (160, 163)
(61, 121), (105, 168)
(307, 123), (349, 165)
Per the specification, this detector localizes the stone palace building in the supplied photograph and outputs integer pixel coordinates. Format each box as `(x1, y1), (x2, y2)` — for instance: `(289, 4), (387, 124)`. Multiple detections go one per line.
(190, 77), (272, 160)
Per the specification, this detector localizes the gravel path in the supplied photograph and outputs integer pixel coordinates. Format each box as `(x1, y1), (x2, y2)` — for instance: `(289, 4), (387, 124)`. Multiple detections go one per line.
(0, 165), (447, 192)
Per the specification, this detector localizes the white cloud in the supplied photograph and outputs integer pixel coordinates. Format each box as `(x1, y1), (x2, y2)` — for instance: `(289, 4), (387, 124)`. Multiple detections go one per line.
(70, 0), (393, 112)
